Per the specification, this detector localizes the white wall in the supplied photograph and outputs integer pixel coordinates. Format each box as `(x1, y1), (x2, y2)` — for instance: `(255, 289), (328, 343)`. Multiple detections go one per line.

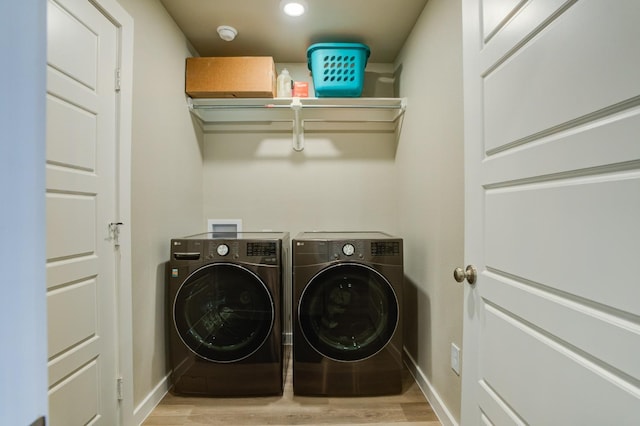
(0, 1), (48, 424)
(115, 0), (205, 413)
(395, 0), (464, 422)
(202, 132), (399, 239)
(202, 63), (399, 239)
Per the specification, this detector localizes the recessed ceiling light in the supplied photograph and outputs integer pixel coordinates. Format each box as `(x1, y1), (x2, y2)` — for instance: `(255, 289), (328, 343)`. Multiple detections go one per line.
(281, 0), (307, 17)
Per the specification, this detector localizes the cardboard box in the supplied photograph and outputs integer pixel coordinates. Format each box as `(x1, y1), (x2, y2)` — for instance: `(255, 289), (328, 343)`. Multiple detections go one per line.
(186, 57), (276, 98)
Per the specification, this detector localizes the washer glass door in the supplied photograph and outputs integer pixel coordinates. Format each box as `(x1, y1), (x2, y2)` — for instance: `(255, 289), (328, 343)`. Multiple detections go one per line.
(174, 263), (274, 362)
(298, 263), (399, 361)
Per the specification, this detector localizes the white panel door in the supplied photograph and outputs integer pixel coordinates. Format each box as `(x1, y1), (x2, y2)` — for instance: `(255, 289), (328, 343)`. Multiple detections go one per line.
(461, 0), (640, 424)
(46, 0), (119, 424)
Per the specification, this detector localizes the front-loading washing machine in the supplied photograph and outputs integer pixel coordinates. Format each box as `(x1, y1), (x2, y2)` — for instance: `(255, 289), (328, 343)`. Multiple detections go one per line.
(168, 232), (289, 396)
(292, 231), (403, 396)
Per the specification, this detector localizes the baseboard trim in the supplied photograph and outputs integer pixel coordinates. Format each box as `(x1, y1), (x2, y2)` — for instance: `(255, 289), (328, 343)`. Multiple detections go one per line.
(133, 349), (457, 426)
(403, 348), (458, 426)
(133, 372), (170, 426)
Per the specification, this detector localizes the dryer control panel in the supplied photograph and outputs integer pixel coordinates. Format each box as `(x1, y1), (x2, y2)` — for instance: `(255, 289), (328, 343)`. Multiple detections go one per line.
(329, 240), (365, 260)
(294, 235), (403, 265)
(371, 241), (401, 256)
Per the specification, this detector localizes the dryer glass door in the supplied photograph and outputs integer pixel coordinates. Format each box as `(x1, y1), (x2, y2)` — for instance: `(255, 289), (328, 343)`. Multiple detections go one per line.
(174, 263), (274, 362)
(298, 263), (399, 361)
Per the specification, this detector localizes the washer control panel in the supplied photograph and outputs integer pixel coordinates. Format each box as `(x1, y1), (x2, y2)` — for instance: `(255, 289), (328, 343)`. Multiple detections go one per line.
(342, 243), (355, 256)
(171, 237), (281, 265)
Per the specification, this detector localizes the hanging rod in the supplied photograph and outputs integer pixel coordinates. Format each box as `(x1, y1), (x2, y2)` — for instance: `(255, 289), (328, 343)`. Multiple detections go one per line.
(189, 101), (406, 110)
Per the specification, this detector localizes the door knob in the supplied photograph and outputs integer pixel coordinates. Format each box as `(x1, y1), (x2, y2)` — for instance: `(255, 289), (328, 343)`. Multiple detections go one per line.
(453, 265), (477, 285)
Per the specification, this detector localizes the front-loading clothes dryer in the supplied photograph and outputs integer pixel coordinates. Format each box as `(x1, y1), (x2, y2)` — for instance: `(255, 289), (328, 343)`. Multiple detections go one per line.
(169, 232), (289, 396)
(292, 231), (403, 396)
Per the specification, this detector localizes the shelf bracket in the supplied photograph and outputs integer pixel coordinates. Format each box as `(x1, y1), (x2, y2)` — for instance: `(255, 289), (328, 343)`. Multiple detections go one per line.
(291, 98), (304, 152)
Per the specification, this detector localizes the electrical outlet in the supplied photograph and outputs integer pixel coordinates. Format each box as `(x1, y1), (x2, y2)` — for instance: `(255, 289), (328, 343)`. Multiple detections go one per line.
(451, 343), (461, 376)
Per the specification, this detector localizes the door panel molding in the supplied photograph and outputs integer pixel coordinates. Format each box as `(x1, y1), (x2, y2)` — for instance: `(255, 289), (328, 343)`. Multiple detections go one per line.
(462, 0), (640, 422)
(46, 0), (133, 424)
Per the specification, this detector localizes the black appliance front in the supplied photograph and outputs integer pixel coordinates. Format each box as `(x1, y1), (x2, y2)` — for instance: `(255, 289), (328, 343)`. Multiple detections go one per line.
(169, 232), (287, 397)
(293, 232), (404, 396)
(298, 263), (398, 362)
(174, 263), (274, 363)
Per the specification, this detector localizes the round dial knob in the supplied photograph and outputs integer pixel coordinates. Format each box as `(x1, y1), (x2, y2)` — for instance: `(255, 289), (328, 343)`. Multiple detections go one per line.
(216, 244), (229, 256)
(342, 243), (355, 256)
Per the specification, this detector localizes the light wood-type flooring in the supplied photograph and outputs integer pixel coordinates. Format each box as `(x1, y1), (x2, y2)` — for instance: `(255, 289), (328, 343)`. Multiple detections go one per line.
(143, 350), (441, 426)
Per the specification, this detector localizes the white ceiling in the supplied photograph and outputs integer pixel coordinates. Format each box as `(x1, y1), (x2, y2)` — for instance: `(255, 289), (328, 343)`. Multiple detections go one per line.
(159, 0), (428, 63)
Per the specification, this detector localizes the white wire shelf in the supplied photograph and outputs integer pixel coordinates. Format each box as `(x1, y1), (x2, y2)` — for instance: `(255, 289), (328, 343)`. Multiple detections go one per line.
(188, 97), (407, 151)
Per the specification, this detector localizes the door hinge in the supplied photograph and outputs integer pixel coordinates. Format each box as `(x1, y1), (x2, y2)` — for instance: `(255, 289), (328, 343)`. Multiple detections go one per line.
(115, 68), (121, 92)
(117, 377), (124, 401)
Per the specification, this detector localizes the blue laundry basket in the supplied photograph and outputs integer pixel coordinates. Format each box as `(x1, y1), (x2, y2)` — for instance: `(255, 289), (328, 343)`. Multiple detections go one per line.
(306, 42), (370, 97)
